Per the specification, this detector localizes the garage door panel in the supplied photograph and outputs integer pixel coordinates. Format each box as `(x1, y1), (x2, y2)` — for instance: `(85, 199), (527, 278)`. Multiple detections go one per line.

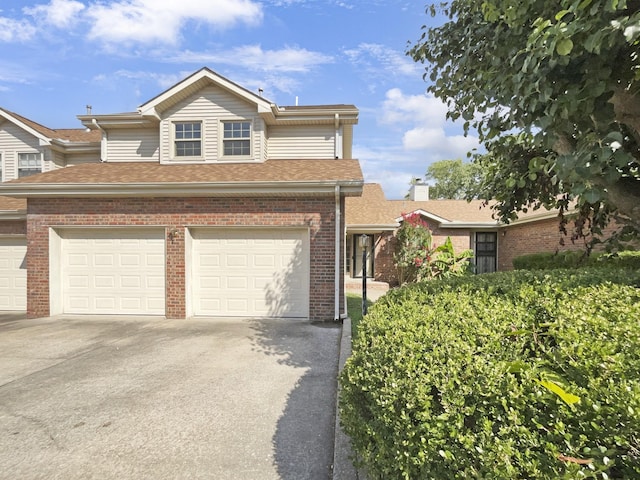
(60, 229), (165, 315)
(192, 229), (309, 318)
(0, 239), (27, 311)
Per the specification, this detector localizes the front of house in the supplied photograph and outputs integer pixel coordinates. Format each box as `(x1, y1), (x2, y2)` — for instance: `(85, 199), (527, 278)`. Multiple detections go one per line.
(346, 183), (620, 286)
(0, 68), (363, 321)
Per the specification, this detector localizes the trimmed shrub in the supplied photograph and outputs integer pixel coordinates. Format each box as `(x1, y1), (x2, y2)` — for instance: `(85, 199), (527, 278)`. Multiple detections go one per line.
(513, 250), (640, 271)
(340, 268), (640, 479)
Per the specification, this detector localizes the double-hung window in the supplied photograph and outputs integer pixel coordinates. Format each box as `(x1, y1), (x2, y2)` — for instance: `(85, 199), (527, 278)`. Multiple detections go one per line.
(222, 121), (251, 157)
(174, 122), (202, 157)
(18, 153), (42, 178)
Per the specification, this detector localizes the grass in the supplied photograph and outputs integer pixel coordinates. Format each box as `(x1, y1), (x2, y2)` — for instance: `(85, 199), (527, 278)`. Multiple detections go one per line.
(347, 293), (373, 340)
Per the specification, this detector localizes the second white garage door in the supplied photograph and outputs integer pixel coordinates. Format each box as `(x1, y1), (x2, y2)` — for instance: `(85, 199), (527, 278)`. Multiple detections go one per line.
(60, 229), (165, 315)
(191, 228), (310, 318)
(0, 237), (27, 311)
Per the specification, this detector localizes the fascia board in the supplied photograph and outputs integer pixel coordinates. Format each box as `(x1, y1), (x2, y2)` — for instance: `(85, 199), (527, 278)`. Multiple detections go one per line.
(394, 209), (450, 224)
(0, 180), (364, 198)
(347, 224), (399, 232)
(0, 109), (51, 145)
(138, 68), (272, 117)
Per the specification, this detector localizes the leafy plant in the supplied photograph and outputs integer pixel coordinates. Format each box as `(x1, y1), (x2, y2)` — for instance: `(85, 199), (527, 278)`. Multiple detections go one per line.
(394, 213), (474, 284)
(340, 266), (640, 479)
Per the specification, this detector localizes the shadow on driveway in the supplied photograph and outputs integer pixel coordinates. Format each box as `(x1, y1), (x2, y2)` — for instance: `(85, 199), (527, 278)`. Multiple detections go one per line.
(249, 319), (341, 480)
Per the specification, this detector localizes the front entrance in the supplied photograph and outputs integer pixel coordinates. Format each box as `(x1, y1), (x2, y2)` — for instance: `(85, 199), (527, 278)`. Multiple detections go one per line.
(475, 232), (497, 274)
(351, 234), (374, 278)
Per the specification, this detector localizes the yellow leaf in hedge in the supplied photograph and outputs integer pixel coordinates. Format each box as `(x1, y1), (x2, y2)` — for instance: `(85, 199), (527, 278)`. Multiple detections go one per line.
(556, 38), (574, 56)
(537, 379), (580, 405)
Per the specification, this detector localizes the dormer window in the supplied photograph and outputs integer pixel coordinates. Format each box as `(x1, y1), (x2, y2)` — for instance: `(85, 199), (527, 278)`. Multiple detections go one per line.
(222, 121), (251, 157)
(174, 122), (202, 157)
(18, 153), (42, 177)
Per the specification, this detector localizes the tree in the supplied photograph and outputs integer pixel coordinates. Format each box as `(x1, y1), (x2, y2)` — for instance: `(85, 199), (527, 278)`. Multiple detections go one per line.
(407, 0), (640, 245)
(423, 158), (483, 199)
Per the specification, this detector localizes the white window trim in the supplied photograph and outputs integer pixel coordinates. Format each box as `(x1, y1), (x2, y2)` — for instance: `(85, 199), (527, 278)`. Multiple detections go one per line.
(171, 120), (204, 160)
(219, 119), (253, 161)
(17, 152), (43, 178)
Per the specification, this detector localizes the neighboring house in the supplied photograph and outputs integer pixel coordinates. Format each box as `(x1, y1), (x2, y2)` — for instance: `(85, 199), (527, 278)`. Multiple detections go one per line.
(0, 67), (363, 320)
(346, 183), (617, 285)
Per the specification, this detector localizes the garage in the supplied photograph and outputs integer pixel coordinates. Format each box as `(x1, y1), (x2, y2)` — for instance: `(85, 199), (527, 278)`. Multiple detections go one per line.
(0, 237), (27, 311)
(56, 229), (165, 315)
(190, 228), (310, 318)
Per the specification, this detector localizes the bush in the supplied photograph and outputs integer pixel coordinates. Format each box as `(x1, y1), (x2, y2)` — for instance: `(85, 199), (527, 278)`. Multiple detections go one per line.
(513, 250), (640, 271)
(340, 268), (640, 479)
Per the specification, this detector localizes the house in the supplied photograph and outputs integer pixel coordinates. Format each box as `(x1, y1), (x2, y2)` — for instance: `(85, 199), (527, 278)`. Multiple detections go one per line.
(0, 67), (363, 321)
(345, 183), (618, 285)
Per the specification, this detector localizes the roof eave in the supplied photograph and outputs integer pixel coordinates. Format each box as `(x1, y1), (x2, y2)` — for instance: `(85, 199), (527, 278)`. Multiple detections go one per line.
(0, 180), (364, 198)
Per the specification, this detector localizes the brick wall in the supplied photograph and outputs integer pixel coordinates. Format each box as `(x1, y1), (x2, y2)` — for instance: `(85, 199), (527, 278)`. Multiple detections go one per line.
(498, 217), (623, 270)
(26, 196), (342, 321)
(0, 220), (26, 235)
(372, 227), (474, 285)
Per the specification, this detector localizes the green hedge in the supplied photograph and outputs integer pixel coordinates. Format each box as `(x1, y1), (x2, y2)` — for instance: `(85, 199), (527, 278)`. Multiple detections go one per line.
(513, 250), (640, 270)
(340, 268), (640, 479)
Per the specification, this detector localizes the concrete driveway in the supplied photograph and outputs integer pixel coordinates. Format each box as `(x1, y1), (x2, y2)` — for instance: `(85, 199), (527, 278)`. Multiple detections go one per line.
(0, 313), (341, 480)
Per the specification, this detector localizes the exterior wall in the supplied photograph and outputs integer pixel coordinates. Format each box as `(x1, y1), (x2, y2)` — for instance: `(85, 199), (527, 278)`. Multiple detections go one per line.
(65, 152), (101, 166)
(498, 217), (623, 270)
(159, 85), (265, 163)
(105, 128), (159, 162)
(26, 196), (343, 321)
(0, 220), (26, 236)
(363, 227), (474, 286)
(267, 125), (336, 159)
(0, 122), (46, 180)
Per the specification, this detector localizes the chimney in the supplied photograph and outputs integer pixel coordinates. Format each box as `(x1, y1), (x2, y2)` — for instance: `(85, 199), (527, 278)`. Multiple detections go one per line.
(86, 105), (92, 115)
(409, 183), (429, 201)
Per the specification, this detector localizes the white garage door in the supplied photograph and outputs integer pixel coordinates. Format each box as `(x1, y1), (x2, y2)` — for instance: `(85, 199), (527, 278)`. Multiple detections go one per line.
(60, 229), (165, 315)
(191, 229), (309, 318)
(0, 237), (27, 311)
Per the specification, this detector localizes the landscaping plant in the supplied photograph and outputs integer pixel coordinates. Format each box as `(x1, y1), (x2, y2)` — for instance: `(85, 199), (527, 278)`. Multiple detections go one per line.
(340, 267), (640, 479)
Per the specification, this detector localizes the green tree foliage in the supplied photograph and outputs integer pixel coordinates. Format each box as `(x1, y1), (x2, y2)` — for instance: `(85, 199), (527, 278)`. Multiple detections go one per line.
(394, 213), (473, 284)
(407, 0), (640, 244)
(423, 158), (484, 199)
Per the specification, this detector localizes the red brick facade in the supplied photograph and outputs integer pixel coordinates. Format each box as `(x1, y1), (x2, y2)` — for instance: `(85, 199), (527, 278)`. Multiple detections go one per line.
(26, 196), (345, 321)
(498, 217), (623, 270)
(0, 220), (26, 236)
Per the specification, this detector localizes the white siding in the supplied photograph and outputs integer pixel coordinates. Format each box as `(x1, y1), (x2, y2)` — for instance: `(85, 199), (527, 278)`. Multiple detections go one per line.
(160, 85), (264, 163)
(105, 128), (159, 162)
(66, 152), (101, 166)
(0, 122), (46, 180)
(267, 125), (336, 159)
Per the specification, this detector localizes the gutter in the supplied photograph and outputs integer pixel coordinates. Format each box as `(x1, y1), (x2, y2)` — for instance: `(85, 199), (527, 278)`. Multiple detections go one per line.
(0, 180), (364, 198)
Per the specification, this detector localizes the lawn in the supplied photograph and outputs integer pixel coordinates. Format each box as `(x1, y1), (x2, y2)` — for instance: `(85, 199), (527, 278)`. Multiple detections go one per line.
(346, 293), (372, 340)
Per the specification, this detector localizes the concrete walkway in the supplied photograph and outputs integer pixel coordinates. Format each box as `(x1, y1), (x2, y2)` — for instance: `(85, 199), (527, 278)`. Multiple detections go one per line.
(0, 314), (341, 480)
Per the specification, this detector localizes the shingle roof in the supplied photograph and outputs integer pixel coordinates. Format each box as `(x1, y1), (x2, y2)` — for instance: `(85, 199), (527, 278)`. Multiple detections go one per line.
(346, 183), (498, 227)
(0, 196), (26, 212)
(0, 108), (101, 143)
(4, 159), (363, 185)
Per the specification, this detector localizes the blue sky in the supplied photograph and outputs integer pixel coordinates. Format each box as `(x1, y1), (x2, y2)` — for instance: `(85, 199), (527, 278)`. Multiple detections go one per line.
(0, 0), (479, 199)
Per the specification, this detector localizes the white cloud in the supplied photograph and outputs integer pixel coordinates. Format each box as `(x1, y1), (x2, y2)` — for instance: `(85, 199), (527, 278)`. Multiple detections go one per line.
(343, 43), (421, 88)
(85, 0), (263, 46)
(379, 88), (448, 125)
(24, 0), (86, 28)
(0, 17), (36, 42)
(170, 45), (334, 73)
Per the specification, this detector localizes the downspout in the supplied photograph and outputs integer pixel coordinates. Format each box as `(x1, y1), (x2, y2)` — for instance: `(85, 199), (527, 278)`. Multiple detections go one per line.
(92, 119), (107, 162)
(334, 185), (342, 321)
(334, 113), (340, 159)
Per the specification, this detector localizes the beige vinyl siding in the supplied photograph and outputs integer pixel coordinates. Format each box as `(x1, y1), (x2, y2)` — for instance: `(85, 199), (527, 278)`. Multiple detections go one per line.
(0, 122), (45, 180)
(160, 85), (264, 162)
(65, 152), (101, 166)
(267, 125), (336, 159)
(105, 128), (159, 162)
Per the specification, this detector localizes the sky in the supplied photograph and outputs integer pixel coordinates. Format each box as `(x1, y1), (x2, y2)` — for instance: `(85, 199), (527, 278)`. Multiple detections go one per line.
(0, 0), (480, 199)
